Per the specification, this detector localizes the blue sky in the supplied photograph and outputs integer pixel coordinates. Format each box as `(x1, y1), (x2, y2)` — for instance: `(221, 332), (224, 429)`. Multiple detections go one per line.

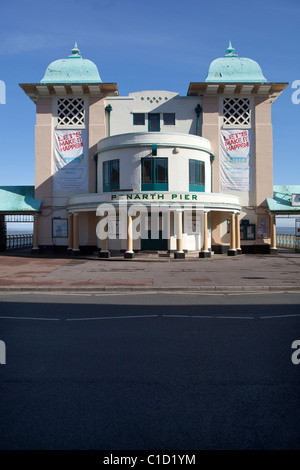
(0, 0), (299, 187)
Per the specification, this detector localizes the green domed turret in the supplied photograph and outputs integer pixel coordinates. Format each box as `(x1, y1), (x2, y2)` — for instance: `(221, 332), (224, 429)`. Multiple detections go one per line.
(205, 42), (267, 83)
(41, 43), (102, 84)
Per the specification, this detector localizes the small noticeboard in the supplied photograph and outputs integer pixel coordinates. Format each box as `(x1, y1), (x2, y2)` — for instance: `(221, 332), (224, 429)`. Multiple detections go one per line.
(52, 218), (68, 238)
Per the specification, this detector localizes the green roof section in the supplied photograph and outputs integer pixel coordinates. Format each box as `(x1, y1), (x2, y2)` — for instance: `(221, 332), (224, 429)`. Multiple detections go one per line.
(205, 42), (267, 83)
(0, 186), (41, 213)
(267, 185), (300, 212)
(40, 43), (102, 84)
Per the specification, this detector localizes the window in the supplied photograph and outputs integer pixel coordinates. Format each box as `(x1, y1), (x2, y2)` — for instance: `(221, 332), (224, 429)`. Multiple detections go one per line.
(163, 113), (175, 125)
(133, 113), (145, 126)
(103, 159), (119, 192)
(189, 159), (205, 192)
(141, 157), (168, 191)
(148, 113), (160, 132)
(240, 220), (256, 240)
(57, 98), (85, 127)
(223, 98), (250, 127)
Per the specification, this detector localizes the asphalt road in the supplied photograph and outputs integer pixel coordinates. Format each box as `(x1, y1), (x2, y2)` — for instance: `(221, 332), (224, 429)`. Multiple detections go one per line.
(0, 292), (299, 450)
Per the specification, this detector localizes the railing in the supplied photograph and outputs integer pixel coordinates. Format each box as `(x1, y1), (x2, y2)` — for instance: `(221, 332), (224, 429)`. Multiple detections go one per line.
(5, 215), (34, 223)
(276, 234), (300, 249)
(6, 234), (33, 250)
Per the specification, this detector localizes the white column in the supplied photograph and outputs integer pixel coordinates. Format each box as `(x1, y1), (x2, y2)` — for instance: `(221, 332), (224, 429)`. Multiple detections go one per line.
(124, 212), (134, 258)
(32, 214), (39, 252)
(67, 213), (73, 254)
(174, 209), (185, 259)
(199, 210), (211, 258)
(98, 215), (110, 258)
(235, 213), (242, 254)
(72, 212), (80, 255)
(228, 212), (237, 256)
(270, 214), (277, 254)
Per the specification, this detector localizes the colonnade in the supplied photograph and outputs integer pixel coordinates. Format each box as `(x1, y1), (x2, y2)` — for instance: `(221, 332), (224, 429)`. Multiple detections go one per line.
(96, 209), (243, 259)
(32, 211), (279, 256)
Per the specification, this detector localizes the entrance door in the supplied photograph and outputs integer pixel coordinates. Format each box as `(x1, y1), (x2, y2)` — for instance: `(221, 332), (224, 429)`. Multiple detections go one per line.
(141, 230), (168, 251)
(141, 212), (168, 251)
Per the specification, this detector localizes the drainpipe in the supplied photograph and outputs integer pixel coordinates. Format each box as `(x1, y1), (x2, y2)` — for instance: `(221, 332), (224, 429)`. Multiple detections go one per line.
(105, 104), (113, 136)
(194, 104), (202, 136)
(94, 154), (98, 193)
(210, 154), (215, 192)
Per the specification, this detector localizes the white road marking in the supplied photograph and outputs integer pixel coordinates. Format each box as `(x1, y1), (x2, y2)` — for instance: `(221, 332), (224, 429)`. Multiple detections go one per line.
(66, 314), (159, 321)
(0, 313), (298, 322)
(0, 316), (60, 321)
(163, 315), (212, 318)
(216, 316), (254, 319)
(260, 314), (300, 319)
(163, 315), (254, 319)
(226, 292), (265, 296)
(53, 293), (92, 296)
(95, 292), (154, 296)
(227, 291), (300, 295)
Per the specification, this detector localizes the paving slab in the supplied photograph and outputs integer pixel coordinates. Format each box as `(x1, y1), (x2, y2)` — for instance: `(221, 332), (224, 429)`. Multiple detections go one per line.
(0, 250), (299, 293)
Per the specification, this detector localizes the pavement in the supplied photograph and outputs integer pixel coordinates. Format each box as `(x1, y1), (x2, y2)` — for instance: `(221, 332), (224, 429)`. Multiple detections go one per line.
(0, 248), (299, 293)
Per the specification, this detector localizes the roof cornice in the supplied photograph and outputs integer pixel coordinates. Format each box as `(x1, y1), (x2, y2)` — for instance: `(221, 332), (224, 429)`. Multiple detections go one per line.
(19, 83), (119, 103)
(187, 82), (289, 103)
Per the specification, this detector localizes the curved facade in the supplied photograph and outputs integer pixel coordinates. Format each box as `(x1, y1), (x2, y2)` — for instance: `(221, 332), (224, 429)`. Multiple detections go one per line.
(97, 132), (213, 193)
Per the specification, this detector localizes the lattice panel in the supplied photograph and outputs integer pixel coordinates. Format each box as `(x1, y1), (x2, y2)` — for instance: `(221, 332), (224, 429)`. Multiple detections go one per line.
(5, 215), (34, 222)
(57, 98), (85, 127)
(223, 98), (250, 127)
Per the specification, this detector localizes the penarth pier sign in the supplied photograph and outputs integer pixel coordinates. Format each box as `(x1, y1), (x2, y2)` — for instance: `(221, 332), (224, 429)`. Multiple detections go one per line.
(111, 193), (200, 202)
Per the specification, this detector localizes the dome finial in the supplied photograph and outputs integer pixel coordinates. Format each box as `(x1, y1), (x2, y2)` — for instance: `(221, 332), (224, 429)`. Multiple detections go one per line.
(40, 44), (102, 83)
(69, 42), (81, 58)
(225, 41), (238, 57)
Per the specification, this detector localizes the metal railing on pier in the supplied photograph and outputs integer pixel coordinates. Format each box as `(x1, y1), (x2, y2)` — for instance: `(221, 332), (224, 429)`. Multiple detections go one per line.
(6, 234), (33, 250)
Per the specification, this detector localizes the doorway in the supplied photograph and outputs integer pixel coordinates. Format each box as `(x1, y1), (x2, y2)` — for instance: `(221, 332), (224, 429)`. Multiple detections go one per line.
(140, 212), (168, 251)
